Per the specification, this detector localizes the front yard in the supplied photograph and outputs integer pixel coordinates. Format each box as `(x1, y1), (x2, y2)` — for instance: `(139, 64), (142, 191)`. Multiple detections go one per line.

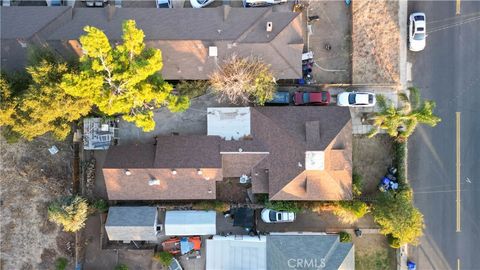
(354, 234), (396, 270)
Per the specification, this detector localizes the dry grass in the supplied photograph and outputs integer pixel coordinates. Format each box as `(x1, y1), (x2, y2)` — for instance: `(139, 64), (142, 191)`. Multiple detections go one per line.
(0, 134), (74, 269)
(352, 0), (400, 84)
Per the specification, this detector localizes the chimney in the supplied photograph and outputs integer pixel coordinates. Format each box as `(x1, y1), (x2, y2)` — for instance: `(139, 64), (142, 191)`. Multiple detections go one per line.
(209, 46), (218, 57)
(266, 22), (273, 32)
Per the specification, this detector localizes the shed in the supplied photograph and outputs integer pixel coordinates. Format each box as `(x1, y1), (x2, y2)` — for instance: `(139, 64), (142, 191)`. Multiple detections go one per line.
(206, 235), (267, 270)
(164, 210), (216, 236)
(105, 206), (158, 242)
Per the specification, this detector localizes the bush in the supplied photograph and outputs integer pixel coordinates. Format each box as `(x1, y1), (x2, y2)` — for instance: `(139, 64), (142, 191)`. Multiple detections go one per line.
(153, 251), (173, 267)
(192, 201), (230, 212)
(92, 199), (109, 213)
(387, 234), (401, 249)
(393, 141), (407, 186)
(115, 264), (129, 270)
(372, 189), (424, 247)
(210, 55), (276, 105)
(55, 257), (68, 270)
(265, 200), (302, 213)
(176, 80), (210, 99)
(352, 172), (363, 197)
(339, 231), (352, 243)
(48, 195), (89, 232)
(333, 201), (369, 224)
(1, 126), (21, 144)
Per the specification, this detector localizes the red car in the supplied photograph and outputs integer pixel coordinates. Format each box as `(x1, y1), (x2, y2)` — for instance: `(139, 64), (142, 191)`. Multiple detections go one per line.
(293, 91), (330, 106)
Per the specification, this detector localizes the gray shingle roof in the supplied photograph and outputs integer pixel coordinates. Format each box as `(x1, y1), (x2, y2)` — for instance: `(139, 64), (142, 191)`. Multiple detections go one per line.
(267, 235), (354, 270)
(105, 206), (158, 241)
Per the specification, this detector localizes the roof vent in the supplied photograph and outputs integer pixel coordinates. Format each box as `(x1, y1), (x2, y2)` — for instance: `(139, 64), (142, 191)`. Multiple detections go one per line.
(171, 169), (177, 175)
(266, 22), (273, 32)
(238, 148), (243, 152)
(298, 162), (303, 168)
(124, 169), (132, 176)
(197, 169), (203, 175)
(209, 46), (218, 57)
(148, 178), (160, 186)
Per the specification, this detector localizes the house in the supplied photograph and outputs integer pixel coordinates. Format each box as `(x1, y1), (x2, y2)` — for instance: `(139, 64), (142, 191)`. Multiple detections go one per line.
(205, 234), (354, 270)
(103, 106), (352, 201)
(104, 207), (216, 242)
(1, 6), (303, 79)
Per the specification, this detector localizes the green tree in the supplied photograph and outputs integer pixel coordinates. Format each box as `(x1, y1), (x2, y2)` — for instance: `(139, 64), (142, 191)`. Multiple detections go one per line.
(153, 251), (173, 267)
(368, 87), (441, 141)
(61, 20), (189, 132)
(333, 200), (369, 224)
(1, 51), (91, 141)
(48, 196), (89, 233)
(55, 257), (68, 270)
(372, 190), (424, 247)
(210, 55), (276, 105)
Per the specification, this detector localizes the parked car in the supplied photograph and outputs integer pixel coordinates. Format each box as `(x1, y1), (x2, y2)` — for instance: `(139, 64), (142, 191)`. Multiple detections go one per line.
(293, 91), (330, 106)
(50, 0), (62, 6)
(84, 0), (107, 7)
(261, 209), (295, 223)
(190, 0), (215, 8)
(337, 91), (376, 107)
(266, 91), (290, 105)
(243, 0), (286, 7)
(408, 12), (426, 52)
(156, 0), (172, 8)
(168, 258), (183, 270)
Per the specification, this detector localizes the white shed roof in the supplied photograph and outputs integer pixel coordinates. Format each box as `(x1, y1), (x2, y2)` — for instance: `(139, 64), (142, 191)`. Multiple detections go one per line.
(164, 210), (216, 236)
(207, 107), (251, 140)
(206, 235), (267, 270)
(105, 206), (158, 241)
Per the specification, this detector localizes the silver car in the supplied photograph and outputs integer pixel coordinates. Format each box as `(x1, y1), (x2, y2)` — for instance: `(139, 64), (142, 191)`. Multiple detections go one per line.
(409, 12), (427, 52)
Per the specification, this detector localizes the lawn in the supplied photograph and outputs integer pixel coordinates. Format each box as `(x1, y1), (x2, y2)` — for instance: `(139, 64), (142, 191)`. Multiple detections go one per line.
(354, 234), (397, 270)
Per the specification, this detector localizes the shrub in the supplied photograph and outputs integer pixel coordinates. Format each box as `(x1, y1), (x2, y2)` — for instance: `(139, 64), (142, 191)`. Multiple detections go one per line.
(333, 201), (369, 224)
(265, 201), (302, 213)
(92, 199), (109, 213)
(387, 234), (401, 249)
(372, 189), (424, 247)
(115, 264), (129, 270)
(48, 195), (89, 232)
(339, 232), (352, 243)
(210, 55), (276, 105)
(55, 257), (68, 270)
(192, 201), (230, 212)
(176, 80), (210, 99)
(393, 141), (407, 186)
(352, 172), (363, 197)
(153, 251), (173, 267)
(1, 126), (21, 144)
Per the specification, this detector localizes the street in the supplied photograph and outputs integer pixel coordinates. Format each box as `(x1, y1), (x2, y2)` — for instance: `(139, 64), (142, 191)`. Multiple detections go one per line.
(407, 1), (480, 269)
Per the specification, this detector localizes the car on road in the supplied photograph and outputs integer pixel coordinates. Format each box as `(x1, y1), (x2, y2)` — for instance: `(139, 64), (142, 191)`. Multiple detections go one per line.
(293, 91), (330, 106)
(156, 0), (172, 8)
(266, 91), (291, 105)
(243, 0), (287, 7)
(190, 0), (215, 8)
(337, 91), (376, 107)
(409, 12), (427, 52)
(261, 208), (296, 223)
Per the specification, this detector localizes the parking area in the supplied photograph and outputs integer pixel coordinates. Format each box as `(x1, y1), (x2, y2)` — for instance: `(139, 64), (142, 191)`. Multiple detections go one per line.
(305, 0), (352, 84)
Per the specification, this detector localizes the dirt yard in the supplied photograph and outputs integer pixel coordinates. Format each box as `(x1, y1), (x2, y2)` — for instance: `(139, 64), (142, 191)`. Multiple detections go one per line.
(352, 0), (400, 84)
(0, 135), (74, 270)
(353, 135), (394, 197)
(353, 234), (396, 270)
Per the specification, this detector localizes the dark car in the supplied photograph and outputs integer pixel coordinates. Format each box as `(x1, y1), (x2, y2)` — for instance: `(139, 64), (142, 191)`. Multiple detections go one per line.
(265, 91), (291, 105)
(293, 91), (330, 106)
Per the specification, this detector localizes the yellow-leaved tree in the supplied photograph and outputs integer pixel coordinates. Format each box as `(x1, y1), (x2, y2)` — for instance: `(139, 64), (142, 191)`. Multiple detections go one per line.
(61, 20), (189, 132)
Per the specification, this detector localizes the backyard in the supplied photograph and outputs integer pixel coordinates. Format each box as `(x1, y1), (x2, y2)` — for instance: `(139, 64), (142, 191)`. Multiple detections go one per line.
(354, 234), (397, 270)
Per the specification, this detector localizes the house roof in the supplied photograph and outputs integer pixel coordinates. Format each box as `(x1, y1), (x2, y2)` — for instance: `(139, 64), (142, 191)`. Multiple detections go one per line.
(249, 107), (352, 200)
(103, 137), (222, 200)
(105, 206), (158, 241)
(267, 234), (354, 270)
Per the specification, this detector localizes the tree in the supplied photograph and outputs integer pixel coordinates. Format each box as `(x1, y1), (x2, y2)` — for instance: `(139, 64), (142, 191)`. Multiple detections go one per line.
(61, 20), (189, 132)
(372, 189), (424, 247)
(333, 200), (369, 224)
(48, 196), (89, 233)
(209, 55), (276, 105)
(368, 87), (441, 141)
(153, 251), (173, 267)
(1, 51), (91, 141)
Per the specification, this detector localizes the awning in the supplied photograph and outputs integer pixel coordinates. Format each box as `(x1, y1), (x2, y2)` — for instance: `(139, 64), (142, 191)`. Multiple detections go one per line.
(164, 210), (216, 236)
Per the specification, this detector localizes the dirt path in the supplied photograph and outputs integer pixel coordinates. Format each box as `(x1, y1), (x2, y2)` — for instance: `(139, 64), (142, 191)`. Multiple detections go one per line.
(0, 135), (74, 269)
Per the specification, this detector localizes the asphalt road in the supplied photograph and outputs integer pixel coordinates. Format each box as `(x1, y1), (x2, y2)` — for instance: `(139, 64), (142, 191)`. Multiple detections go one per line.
(407, 1), (480, 269)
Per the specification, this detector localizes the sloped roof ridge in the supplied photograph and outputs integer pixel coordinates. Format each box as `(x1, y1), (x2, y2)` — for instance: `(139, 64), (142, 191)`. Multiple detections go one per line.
(234, 8), (272, 43)
(36, 7), (72, 40)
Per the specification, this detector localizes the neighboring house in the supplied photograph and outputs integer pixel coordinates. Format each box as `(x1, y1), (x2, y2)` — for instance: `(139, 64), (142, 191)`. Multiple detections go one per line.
(206, 234), (354, 270)
(103, 106), (352, 201)
(1, 6), (303, 79)
(104, 207), (216, 242)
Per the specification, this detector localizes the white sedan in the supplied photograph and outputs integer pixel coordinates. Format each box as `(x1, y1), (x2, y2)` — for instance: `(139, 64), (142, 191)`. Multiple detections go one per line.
(190, 0), (215, 8)
(409, 12), (426, 52)
(337, 92), (376, 107)
(261, 209), (295, 223)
